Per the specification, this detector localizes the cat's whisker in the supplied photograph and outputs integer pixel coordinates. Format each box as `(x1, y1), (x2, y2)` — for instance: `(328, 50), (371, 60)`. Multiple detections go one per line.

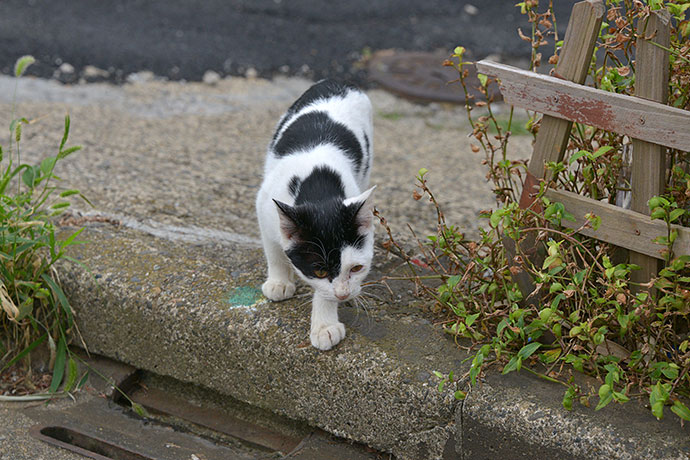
(353, 295), (374, 331)
(359, 290), (386, 303)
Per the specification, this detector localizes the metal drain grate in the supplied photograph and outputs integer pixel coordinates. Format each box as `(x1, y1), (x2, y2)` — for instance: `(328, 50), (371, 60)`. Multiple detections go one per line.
(30, 425), (153, 460)
(368, 50), (502, 104)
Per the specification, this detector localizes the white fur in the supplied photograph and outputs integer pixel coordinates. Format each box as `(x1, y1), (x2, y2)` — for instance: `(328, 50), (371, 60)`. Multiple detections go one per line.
(256, 83), (374, 351)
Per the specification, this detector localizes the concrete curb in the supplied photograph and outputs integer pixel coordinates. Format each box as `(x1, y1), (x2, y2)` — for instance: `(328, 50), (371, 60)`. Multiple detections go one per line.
(461, 373), (689, 460)
(60, 224), (464, 459)
(59, 223), (690, 460)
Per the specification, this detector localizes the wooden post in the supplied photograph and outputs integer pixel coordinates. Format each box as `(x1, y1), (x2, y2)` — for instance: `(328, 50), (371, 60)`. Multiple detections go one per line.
(522, 0), (605, 201)
(506, 0), (604, 306)
(630, 9), (671, 289)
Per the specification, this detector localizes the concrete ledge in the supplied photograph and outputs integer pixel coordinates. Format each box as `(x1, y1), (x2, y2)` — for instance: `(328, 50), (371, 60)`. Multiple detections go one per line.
(461, 372), (690, 460)
(60, 223), (690, 459)
(60, 224), (464, 459)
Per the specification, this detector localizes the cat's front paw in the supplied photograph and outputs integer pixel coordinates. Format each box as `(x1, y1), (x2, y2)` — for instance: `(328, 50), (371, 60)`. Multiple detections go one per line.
(310, 322), (346, 351)
(262, 279), (296, 301)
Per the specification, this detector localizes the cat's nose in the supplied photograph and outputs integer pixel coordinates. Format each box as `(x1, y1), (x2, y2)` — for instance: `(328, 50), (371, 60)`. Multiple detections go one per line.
(336, 293), (349, 301)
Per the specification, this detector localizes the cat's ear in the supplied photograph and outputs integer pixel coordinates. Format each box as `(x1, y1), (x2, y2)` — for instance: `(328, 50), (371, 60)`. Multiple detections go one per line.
(344, 186), (376, 233)
(273, 199), (301, 242)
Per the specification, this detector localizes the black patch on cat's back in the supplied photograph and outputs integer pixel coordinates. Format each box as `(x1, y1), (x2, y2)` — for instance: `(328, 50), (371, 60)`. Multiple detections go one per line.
(294, 166), (345, 205)
(288, 79), (357, 115)
(272, 79), (359, 147)
(273, 111), (363, 171)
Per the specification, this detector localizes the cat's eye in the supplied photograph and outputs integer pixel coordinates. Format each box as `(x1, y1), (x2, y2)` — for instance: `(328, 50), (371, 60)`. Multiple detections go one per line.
(350, 265), (364, 273)
(313, 269), (329, 278)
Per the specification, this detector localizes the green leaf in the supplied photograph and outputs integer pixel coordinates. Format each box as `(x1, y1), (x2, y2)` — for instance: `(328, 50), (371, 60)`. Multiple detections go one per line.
(568, 150), (588, 165)
(454, 390), (467, 400)
(490, 209), (504, 228)
(41, 274), (74, 327)
(650, 207), (667, 220)
(595, 384), (613, 410)
(517, 342), (541, 360)
(22, 166), (37, 188)
(562, 386), (576, 411)
(477, 73), (488, 86)
(14, 55), (36, 77)
(49, 337), (67, 394)
(668, 208), (685, 223)
(465, 313), (480, 327)
(433, 370), (444, 379)
(671, 400), (690, 421)
(76, 371), (90, 390)
(612, 391), (629, 403)
(591, 145), (613, 159)
(40, 156), (57, 175)
(542, 348), (561, 363)
(60, 227), (85, 249)
(502, 356), (520, 374)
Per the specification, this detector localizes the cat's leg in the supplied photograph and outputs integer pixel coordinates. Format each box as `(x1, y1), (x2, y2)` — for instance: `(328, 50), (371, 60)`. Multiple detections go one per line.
(261, 239), (296, 301)
(310, 293), (345, 350)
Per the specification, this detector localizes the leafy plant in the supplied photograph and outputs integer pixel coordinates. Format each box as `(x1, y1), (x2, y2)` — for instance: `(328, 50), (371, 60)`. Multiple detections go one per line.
(0, 55), (89, 399)
(380, 0), (690, 422)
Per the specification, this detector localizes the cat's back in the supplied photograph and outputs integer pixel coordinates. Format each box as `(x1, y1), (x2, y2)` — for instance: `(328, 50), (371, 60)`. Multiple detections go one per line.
(267, 79), (373, 175)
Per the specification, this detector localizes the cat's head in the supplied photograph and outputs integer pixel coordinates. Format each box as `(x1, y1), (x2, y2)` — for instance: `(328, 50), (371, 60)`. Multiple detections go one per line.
(274, 187), (375, 302)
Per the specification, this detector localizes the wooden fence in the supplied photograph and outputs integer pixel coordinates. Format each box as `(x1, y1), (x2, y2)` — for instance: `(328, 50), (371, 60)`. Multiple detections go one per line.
(476, 0), (690, 293)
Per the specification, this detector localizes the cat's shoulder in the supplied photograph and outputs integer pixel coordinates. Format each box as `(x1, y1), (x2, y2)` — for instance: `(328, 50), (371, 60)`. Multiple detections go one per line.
(289, 79), (363, 113)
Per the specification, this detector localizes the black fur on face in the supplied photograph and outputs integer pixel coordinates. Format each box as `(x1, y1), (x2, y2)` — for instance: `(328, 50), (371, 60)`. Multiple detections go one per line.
(274, 166), (368, 280)
(279, 200), (367, 281)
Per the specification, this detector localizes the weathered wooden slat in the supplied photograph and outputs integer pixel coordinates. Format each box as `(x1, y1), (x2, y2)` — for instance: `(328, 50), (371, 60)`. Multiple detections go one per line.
(526, 0), (605, 184)
(504, 0), (604, 306)
(545, 189), (690, 260)
(630, 9), (671, 286)
(475, 60), (690, 152)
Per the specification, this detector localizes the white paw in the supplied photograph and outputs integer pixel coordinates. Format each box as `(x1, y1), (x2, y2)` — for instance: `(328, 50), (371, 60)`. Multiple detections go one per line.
(262, 279), (296, 301)
(310, 322), (346, 351)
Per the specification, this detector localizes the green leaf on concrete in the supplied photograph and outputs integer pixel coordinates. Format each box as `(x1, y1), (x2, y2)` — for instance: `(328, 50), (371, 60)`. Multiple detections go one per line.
(562, 386), (576, 411)
(595, 384), (613, 411)
(671, 400), (690, 421)
(502, 356), (519, 374)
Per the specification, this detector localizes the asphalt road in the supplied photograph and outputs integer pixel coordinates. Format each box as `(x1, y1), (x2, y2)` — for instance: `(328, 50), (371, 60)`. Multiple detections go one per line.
(0, 0), (573, 85)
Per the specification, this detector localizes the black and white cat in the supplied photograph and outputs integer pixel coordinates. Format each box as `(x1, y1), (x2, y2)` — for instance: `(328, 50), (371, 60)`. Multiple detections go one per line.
(256, 79), (375, 351)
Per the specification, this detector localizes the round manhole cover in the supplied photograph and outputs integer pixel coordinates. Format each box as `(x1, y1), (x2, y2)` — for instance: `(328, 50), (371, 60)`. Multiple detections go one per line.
(368, 50), (501, 104)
